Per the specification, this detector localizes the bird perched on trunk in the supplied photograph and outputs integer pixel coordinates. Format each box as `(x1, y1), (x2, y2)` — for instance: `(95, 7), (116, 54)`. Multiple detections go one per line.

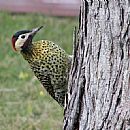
(12, 26), (71, 107)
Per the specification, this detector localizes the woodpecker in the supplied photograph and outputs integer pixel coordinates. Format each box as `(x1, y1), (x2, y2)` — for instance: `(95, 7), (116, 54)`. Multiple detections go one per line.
(12, 26), (71, 107)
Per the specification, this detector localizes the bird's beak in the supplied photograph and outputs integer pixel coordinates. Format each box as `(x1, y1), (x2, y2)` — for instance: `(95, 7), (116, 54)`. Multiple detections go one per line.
(30, 26), (43, 37)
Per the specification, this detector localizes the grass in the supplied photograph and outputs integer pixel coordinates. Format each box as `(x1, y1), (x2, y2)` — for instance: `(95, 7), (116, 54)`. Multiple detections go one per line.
(0, 12), (78, 130)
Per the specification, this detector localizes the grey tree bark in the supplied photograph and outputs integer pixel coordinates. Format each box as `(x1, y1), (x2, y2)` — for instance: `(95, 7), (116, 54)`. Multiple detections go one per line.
(63, 0), (130, 130)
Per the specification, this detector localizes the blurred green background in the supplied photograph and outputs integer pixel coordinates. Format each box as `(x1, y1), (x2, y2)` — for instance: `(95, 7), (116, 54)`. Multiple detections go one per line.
(0, 12), (77, 130)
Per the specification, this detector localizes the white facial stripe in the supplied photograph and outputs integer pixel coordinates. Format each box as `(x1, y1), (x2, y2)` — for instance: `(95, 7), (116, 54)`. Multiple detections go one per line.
(15, 33), (30, 51)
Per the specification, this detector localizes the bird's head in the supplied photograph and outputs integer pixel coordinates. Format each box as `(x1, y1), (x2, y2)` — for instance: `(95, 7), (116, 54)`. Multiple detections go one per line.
(12, 26), (43, 51)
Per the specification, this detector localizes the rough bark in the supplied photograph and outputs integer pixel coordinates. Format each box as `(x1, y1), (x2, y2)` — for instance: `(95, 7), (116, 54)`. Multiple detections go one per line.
(63, 0), (130, 130)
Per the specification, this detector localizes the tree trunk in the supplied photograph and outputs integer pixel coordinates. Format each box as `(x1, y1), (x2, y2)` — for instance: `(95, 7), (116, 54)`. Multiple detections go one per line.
(63, 0), (130, 130)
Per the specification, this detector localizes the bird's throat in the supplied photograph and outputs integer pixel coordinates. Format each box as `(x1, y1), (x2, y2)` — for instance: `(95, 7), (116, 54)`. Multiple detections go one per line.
(21, 43), (36, 63)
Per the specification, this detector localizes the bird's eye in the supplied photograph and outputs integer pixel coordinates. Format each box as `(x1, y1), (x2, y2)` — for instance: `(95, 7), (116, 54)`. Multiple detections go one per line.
(21, 35), (25, 39)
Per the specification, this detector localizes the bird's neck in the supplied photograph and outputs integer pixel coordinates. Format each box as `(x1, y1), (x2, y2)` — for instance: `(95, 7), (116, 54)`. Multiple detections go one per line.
(21, 43), (38, 64)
